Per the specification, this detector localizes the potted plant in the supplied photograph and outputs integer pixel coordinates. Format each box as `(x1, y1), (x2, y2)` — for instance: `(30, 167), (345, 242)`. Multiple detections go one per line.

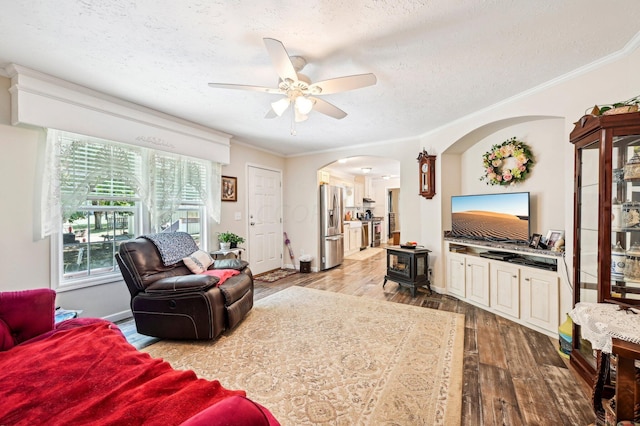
(218, 231), (245, 249)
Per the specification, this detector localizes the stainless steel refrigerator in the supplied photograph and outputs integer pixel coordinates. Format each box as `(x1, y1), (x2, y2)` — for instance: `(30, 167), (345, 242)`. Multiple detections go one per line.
(320, 184), (344, 270)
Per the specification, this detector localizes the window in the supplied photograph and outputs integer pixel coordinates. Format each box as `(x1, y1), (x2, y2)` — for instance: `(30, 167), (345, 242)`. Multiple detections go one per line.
(62, 202), (141, 280)
(45, 130), (220, 290)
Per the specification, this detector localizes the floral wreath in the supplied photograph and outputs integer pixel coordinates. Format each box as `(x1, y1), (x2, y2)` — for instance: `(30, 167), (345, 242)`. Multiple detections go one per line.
(480, 137), (534, 186)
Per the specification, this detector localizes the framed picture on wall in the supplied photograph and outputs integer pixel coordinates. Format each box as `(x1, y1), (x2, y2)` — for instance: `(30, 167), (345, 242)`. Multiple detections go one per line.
(221, 176), (237, 202)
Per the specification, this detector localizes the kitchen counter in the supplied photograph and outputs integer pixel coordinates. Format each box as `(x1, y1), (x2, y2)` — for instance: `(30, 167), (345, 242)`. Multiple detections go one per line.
(354, 217), (384, 222)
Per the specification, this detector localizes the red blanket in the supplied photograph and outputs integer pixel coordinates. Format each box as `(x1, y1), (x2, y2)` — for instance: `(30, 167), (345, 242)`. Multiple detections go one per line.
(201, 268), (240, 285)
(0, 321), (245, 425)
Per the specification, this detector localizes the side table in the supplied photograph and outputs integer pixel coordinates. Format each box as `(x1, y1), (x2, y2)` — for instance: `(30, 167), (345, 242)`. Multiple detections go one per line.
(569, 302), (640, 424)
(210, 247), (243, 260)
(55, 308), (82, 323)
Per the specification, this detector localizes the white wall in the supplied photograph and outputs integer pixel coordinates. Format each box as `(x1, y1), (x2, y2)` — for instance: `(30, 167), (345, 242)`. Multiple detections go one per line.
(458, 118), (565, 234)
(0, 76), (284, 318)
(3, 40), (640, 320)
(211, 140), (285, 256)
(0, 76), (130, 317)
(283, 138), (420, 271)
(417, 42), (640, 316)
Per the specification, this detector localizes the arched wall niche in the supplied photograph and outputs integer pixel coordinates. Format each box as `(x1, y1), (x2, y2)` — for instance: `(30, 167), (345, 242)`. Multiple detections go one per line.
(443, 115), (563, 155)
(439, 114), (566, 240)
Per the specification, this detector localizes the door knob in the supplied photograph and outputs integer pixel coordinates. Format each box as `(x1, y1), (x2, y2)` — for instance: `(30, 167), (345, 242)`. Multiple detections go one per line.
(250, 222), (255, 226)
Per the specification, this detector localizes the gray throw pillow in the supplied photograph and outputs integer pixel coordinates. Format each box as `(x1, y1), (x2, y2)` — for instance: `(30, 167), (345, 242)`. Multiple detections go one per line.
(213, 259), (249, 270)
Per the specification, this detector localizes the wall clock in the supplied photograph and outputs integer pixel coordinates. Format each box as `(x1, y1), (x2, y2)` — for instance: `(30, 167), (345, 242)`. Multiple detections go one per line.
(417, 149), (436, 199)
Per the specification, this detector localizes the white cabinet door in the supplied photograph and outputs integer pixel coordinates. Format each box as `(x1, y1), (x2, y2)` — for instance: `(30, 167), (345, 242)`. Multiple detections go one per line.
(364, 176), (373, 199)
(344, 185), (355, 207)
(353, 227), (362, 251)
(355, 183), (364, 208)
(343, 223), (350, 254)
(490, 262), (520, 318)
(466, 257), (490, 307)
(348, 227), (357, 252)
(521, 269), (559, 333)
(447, 253), (466, 297)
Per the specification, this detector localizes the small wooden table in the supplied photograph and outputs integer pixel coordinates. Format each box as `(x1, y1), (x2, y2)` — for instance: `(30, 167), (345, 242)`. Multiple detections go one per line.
(570, 302), (640, 423)
(210, 248), (243, 260)
(383, 246), (431, 297)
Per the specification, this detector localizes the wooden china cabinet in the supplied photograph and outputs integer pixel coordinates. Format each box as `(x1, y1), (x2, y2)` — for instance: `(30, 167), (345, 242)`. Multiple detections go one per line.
(570, 112), (640, 388)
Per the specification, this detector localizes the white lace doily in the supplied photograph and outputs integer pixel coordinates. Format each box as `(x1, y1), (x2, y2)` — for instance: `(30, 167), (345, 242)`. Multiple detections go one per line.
(569, 302), (640, 354)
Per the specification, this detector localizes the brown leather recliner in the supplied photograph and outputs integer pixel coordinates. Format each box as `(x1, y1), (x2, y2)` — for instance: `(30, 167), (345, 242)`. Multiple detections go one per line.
(115, 237), (253, 340)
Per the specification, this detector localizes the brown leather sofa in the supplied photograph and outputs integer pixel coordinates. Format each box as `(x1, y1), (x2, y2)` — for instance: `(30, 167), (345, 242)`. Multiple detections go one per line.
(115, 237), (253, 340)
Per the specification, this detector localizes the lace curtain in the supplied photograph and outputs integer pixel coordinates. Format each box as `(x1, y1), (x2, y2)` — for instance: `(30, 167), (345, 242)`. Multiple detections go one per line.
(41, 129), (221, 238)
(148, 151), (221, 230)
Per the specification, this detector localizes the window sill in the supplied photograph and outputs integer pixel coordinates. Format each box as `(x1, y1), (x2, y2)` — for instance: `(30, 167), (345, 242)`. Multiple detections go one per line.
(55, 273), (123, 293)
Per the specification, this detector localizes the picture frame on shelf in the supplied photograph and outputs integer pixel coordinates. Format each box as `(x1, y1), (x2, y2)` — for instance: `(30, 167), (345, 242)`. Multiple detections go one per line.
(544, 229), (564, 249)
(529, 233), (542, 249)
(221, 176), (237, 202)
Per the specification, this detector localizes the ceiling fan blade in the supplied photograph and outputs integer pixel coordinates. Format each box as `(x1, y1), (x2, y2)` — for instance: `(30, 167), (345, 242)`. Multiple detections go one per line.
(263, 38), (298, 82)
(308, 73), (377, 95)
(208, 82), (282, 94)
(310, 97), (347, 120)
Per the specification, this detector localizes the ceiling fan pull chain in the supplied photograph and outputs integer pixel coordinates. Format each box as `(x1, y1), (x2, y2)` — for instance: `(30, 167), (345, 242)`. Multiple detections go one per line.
(290, 108), (297, 136)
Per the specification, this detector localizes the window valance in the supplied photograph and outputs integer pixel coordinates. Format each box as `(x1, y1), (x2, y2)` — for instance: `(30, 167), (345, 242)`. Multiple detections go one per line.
(5, 64), (231, 163)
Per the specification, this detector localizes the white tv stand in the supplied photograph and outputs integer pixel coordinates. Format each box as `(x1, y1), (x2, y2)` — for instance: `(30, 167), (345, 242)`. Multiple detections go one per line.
(444, 236), (564, 337)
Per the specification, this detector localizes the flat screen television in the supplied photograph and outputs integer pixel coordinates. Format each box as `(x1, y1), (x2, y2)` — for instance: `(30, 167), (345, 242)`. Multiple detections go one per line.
(450, 192), (530, 243)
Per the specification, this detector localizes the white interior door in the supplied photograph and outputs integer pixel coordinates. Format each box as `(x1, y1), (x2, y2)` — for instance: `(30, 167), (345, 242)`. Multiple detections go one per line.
(248, 166), (282, 275)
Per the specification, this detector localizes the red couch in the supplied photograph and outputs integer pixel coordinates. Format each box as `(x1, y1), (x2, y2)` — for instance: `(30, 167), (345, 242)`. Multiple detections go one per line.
(0, 289), (279, 426)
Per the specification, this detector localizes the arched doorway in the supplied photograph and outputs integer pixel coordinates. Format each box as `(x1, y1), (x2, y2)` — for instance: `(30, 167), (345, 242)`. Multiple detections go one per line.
(319, 156), (400, 246)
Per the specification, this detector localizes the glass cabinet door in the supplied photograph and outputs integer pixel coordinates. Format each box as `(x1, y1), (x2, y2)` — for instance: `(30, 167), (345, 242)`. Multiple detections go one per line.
(575, 139), (600, 368)
(613, 134), (640, 301)
(571, 112), (640, 388)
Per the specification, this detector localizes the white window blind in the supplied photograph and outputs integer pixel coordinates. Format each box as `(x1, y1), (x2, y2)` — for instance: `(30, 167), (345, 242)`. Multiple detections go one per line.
(41, 129), (221, 239)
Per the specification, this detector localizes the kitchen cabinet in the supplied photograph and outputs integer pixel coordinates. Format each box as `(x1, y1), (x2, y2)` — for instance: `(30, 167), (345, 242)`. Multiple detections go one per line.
(444, 239), (561, 337)
(318, 170), (330, 184)
(569, 111), (640, 387)
(350, 226), (361, 253)
(343, 223), (350, 255)
(364, 176), (373, 199)
(344, 221), (362, 255)
(354, 182), (364, 208)
(343, 184), (355, 207)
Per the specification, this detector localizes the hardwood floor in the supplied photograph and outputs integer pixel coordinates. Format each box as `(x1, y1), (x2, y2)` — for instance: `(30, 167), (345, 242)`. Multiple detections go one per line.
(254, 248), (595, 426)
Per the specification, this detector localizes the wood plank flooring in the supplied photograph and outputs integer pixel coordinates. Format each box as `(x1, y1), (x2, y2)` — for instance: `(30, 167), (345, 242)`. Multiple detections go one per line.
(253, 248), (596, 426)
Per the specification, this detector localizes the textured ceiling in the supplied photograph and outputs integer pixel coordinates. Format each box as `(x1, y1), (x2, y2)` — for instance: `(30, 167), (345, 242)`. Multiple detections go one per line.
(1, 1), (640, 157)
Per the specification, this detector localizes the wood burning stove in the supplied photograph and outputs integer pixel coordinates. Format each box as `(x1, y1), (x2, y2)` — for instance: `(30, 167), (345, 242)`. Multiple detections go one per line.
(383, 246), (431, 297)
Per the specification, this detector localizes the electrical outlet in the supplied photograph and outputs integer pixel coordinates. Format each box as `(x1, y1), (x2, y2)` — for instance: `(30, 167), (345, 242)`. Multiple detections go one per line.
(234, 212), (241, 220)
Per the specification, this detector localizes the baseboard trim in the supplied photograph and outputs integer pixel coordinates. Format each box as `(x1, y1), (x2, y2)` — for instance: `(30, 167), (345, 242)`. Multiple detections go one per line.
(103, 309), (132, 323)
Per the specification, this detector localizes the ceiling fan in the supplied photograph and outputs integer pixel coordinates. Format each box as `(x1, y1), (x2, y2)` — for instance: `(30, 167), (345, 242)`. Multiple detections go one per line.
(208, 38), (377, 123)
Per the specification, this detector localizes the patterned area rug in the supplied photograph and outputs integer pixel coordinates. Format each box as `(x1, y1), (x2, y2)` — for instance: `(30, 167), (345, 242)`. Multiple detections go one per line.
(143, 287), (464, 425)
(254, 268), (298, 282)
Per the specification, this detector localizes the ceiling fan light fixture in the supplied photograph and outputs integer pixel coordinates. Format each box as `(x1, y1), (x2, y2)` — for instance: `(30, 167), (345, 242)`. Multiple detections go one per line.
(295, 96), (314, 115)
(271, 97), (291, 116)
(361, 167), (372, 174)
(294, 108), (308, 123)
(208, 38), (377, 132)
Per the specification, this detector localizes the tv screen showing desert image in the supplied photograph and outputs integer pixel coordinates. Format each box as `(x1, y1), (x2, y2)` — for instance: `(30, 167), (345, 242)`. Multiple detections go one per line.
(451, 192), (530, 242)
